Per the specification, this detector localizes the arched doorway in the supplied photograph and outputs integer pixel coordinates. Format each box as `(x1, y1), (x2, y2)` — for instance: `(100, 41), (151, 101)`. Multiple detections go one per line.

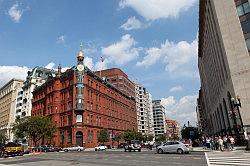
(76, 131), (83, 147)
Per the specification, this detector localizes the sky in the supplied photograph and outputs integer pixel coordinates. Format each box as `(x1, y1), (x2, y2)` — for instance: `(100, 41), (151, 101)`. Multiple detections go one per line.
(0, 0), (200, 126)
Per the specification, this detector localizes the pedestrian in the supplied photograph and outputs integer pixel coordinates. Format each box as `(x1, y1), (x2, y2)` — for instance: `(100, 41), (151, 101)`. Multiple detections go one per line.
(218, 136), (224, 151)
(227, 136), (231, 151)
(206, 137), (211, 149)
(202, 137), (206, 149)
(223, 135), (228, 149)
(214, 137), (219, 150)
(230, 136), (235, 150)
(210, 137), (214, 150)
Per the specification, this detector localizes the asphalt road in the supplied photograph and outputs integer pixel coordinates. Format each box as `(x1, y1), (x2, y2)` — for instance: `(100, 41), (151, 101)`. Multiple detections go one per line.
(0, 150), (207, 166)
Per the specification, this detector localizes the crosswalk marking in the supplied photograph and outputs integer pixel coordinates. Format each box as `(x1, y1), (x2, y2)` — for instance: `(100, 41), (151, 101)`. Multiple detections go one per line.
(205, 151), (250, 166)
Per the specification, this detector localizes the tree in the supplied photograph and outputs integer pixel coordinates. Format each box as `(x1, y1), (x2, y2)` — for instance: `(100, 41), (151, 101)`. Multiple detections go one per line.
(181, 127), (200, 141)
(155, 134), (166, 142)
(114, 133), (122, 148)
(123, 130), (144, 142)
(0, 133), (7, 144)
(97, 129), (109, 144)
(12, 116), (56, 146)
(147, 134), (154, 142)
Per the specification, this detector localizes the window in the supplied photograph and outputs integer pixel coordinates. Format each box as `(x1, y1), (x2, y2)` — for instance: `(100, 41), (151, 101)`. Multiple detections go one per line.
(68, 115), (72, 126)
(246, 38), (250, 51)
(241, 20), (250, 33)
(237, 2), (250, 16)
(67, 130), (72, 143)
(76, 114), (82, 123)
(237, 5), (244, 16)
(243, 2), (250, 14)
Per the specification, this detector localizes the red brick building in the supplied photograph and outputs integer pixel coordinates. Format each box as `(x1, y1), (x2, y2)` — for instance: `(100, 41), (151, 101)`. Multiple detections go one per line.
(32, 47), (137, 148)
(94, 68), (135, 98)
(166, 119), (180, 139)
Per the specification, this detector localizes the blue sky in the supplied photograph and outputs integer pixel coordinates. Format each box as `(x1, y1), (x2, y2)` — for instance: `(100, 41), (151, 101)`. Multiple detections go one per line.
(0, 0), (199, 125)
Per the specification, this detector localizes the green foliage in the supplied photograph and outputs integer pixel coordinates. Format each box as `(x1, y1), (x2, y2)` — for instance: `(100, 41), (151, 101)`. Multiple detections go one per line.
(12, 116), (56, 146)
(123, 130), (144, 142)
(181, 127), (200, 140)
(97, 129), (109, 144)
(155, 134), (166, 142)
(0, 133), (7, 144)
(114, 133), (122, 142)
(142, 134), (154, 142)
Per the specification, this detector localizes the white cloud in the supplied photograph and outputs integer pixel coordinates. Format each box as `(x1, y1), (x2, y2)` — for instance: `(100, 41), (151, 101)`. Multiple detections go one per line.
(0, 66), (30, 86)
(45, 62), (56, 69)
(119, 0), (197, 20)
(8, 3), (28, 23)
(84, 57), (94, 70)
(161, 95), (198, 126)
(95, 59), (108, 71)
(169, 85), (183, 92)
(137, 37), (198, 78)
(101, 34), (141, 65)
(136, 47), (162, 67)
(121, 16), (146, 30)
(57, 35), (66, 44)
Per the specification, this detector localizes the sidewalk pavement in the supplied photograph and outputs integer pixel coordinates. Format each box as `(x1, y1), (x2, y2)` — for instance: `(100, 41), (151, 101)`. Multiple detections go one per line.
(192, 146), (246, 152)
(84, 148), (154, 152)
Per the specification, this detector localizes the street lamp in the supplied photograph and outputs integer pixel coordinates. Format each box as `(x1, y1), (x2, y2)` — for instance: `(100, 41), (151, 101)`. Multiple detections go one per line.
(230, 96), (244, 145)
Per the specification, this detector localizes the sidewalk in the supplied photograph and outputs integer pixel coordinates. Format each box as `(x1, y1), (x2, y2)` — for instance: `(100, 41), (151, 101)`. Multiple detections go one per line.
(84, 148), (154, 152)
(192, 146), (246, 152)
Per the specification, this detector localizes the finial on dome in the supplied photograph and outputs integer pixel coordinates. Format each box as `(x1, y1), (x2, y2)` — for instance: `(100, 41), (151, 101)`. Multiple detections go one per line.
(80, 42), (83, 51)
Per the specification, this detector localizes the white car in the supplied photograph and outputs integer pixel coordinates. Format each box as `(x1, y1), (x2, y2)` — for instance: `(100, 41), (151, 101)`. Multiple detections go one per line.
(95, 144), (107, 151)
(63, 145), (85, 152)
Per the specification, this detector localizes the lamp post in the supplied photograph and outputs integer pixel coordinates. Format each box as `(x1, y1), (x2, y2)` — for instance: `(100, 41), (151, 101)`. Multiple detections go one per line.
(230, 96), (244, 145)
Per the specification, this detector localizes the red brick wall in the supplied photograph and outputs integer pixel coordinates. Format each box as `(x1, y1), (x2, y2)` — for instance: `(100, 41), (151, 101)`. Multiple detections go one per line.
(32, 68), (137, 148)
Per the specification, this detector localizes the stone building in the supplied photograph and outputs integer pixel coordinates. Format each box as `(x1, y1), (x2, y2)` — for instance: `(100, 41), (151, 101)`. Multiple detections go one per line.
(198, 0), (250, 136)
(134, 82), (154, 137)
(0, 79), (24, 141)
(15, 67), (56, 119)
(32, 46), (137, 148)
(152, 100), (166, 136)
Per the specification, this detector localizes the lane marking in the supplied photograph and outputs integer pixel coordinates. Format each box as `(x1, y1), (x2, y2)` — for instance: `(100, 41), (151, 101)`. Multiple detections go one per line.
(205, 152), (210, 166)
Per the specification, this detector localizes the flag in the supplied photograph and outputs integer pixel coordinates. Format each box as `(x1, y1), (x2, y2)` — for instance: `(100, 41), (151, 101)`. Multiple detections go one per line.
(100, 57), (104, 62)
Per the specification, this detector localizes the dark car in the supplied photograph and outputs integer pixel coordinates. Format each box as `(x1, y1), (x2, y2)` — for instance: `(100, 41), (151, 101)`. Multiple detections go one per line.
(124, 140), (141, 152)
(118, 143), (127, 149)
(52, 146), (62, 152)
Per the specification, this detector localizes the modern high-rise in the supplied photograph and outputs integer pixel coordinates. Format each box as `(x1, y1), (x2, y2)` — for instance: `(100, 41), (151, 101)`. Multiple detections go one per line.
(0, 79), (24, 141)
(134, 82), (154, 136)
(152, 100), (166, 136)
(15, 67), (56, 119)
(198, 0), (250, 136)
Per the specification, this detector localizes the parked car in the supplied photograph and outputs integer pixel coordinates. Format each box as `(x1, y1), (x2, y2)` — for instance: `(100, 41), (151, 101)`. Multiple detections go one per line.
(52, 146), (62, 152)
(95, 144), (107, 151)
(124, 140), (141, 152)
(63, 145), (85, 152)
(3, 142), (24, 157)
(40, 145), (54, 152)
(118, 143), (127, 149)
(156, 141), (190, 154)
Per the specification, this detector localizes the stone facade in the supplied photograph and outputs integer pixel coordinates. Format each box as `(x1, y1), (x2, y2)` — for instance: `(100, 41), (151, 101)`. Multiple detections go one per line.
(0, 79), (24, 142)
(15, 67), (56, 120)
(152, 100), (166, 136)
(198, 0), (250, 136)
(134, 82), (154, 137)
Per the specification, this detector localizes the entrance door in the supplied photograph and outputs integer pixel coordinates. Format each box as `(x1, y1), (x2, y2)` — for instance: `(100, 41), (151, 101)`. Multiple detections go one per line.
(76, 131), (83, 147)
